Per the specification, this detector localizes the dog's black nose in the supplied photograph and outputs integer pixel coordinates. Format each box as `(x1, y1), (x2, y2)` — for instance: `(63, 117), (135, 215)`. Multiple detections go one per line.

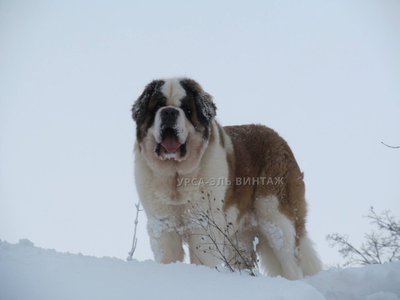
(161, 107), (179, 128)
(162, 107), (179, 118)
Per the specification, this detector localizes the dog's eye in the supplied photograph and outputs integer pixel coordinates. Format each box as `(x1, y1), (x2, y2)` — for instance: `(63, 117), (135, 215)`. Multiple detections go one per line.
(182, 105), (192, 116)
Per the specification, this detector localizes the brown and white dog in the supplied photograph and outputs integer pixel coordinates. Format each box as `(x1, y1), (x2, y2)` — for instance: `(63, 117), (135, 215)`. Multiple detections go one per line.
(132, 78), (322, 279)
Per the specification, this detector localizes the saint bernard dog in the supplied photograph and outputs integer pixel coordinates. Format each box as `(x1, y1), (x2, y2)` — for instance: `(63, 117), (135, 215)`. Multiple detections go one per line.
(132, 78), (322, 279)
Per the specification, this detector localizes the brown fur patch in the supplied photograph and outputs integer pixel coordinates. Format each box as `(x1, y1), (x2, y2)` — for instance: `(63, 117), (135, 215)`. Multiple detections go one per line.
(180, 95), (207, 138)
(223, 124), (307, 242)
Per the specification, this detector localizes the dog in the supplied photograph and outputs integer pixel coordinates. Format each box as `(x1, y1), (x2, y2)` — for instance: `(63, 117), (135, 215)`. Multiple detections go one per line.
(132, 78), (322, 279)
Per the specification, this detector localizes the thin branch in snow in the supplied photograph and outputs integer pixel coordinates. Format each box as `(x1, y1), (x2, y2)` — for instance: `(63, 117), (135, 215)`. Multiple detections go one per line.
(127, 202), (142, 261)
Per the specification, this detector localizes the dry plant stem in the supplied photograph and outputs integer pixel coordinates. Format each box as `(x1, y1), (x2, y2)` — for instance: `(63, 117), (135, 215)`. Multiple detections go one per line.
(190, 194), (257, 276)
(327, 207), (400, 266)
(127, 202), (142, 261)
(381, 141), (400, 149)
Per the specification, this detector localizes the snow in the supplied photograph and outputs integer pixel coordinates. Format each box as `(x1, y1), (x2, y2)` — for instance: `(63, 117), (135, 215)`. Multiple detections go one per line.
(1, 239), (399, 300)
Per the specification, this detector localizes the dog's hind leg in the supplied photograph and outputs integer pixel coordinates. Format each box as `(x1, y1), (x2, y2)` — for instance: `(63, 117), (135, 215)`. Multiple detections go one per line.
(255, 195), (303, 280)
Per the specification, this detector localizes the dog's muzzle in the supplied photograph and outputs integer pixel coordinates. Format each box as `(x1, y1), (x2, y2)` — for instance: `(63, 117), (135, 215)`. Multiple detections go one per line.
(155, 107), (187, 159)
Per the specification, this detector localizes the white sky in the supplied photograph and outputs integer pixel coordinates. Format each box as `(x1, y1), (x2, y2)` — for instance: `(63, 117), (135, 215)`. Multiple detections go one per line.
(1, 0), (399, 267)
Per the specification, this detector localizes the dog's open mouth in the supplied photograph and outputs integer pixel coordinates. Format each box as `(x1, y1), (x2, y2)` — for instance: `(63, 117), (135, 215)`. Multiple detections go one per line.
(156, 128), (187, 160)
(161, 136), (182, 153)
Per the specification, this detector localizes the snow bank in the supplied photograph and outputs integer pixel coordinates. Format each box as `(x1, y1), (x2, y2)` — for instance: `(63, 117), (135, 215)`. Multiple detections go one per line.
(0, 239), (399, 300)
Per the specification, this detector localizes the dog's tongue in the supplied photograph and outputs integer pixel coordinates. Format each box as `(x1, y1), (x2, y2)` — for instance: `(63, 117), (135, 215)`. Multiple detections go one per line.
(161, 137), (181, 153)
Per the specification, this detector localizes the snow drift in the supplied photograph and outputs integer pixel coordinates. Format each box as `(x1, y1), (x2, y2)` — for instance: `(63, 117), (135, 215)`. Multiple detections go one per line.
(0, 239), (399, 300)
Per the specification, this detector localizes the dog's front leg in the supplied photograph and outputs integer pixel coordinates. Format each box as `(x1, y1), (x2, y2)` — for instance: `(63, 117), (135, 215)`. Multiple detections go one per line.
(147, 217), (184, 264)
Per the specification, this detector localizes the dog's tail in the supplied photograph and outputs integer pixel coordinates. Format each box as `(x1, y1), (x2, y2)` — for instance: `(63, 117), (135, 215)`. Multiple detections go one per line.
(298, 233), (323, 276)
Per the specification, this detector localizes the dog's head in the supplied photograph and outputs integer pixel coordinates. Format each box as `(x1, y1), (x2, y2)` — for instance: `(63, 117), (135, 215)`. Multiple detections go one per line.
(132, 78), (216, 174)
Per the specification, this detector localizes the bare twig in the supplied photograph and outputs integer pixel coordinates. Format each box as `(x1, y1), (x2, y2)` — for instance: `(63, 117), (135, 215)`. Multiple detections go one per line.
(204, 214), (256, 275)
(381, 141), (400, 149)
(188, 193), (257, 276)
(327, 234), (372, 266)
(367, 207), (400, 235)
(127, 202), (142, 261)
(327, 208), (400, 266)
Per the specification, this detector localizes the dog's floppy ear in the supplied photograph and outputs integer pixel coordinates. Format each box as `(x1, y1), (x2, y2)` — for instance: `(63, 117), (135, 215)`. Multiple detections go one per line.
(180, 78), (217, 124)
(132, 80), (164, 124)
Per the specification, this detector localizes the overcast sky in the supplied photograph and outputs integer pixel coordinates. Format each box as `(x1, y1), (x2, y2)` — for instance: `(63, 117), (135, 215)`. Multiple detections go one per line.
(1, 0), (399, 267)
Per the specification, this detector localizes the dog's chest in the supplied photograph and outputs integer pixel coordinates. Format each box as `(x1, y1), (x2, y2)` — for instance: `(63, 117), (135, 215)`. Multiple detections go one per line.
(151, 174), (203, 205)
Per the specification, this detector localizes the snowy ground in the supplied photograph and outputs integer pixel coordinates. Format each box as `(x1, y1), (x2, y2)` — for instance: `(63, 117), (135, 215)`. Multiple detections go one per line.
(0, 239), (399, 300)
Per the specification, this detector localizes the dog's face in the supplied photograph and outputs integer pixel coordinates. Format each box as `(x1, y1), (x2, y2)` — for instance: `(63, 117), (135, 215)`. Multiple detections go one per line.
(132, 78), (216, 175)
